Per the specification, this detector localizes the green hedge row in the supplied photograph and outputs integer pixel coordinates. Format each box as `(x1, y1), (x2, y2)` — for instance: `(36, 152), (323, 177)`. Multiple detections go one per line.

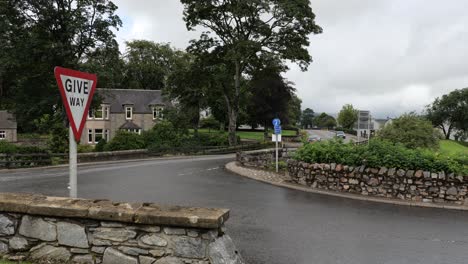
(0, 141), (47, 154)
(294, 139), (467, 175)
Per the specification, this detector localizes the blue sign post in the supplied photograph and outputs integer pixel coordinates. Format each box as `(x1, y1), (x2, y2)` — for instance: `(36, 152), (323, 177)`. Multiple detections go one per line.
(272, 118), (281, 172)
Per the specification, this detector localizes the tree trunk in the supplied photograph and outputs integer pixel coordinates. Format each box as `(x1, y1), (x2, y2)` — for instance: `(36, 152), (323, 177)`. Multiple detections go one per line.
(227, 61), (241, 146)
(446, 124), (453, 140)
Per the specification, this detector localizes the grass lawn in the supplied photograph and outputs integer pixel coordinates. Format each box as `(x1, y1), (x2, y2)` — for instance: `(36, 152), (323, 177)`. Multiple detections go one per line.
(439, 140), (468, 156)
(191, 129), (297, 141)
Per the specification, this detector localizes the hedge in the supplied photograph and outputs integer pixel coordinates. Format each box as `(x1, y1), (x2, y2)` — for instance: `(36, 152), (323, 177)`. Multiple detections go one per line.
(294, 139), (467, 175)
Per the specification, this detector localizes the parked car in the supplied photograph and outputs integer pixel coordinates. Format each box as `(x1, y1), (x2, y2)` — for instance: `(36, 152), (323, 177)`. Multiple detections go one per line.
(308, 135), (321, 143)
(335, 131), (346, 139)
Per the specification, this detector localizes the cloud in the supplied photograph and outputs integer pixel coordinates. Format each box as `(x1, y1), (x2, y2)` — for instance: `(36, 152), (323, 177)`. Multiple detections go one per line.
(113, 0), (468, 118)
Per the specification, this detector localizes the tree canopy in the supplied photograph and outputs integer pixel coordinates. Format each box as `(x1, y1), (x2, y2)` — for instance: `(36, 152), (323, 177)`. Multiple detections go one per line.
(337, 104), (358, 130)
(426, 88), (468, 140)
(301, 108), (314, 128)
(0, 0), (122, 131)
(378, 113), (439, 149)
(181, 0), (322, 145)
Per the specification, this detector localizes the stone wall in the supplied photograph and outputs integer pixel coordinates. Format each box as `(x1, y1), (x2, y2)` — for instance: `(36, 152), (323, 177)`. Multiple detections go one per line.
(237, 149), (292, 169)
(288, 160), (468, 205)
(0, 193), (244, 264)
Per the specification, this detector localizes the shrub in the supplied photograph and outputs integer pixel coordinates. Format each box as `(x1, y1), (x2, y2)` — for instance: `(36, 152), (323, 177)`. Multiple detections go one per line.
(77, 144), (94, 153)
(0, 141), (47, 154)
(187, 132), (229, 147)
(104, 131), (145, 151)
(94, 139), (107, 152)
(199, 117), (220, 131)
(144, 121), (187, 149)
(294, 139), (467, 175)
(377, 113), (440, 149)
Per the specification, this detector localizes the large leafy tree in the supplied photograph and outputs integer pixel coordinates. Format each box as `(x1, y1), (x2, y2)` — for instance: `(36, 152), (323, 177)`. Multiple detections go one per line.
(0, 0), (121, 131)
(426, 88), (468, 139)
(378, 113), (439, 149)
(337, 104), (358, 130)
(245, 62), (295, 129)
(288, 94), (302, 127)
(314, 112), (336, 129)
(123, 40), (183, 90)
(181, 0), (322, 145)
(301, 108), (314, 128)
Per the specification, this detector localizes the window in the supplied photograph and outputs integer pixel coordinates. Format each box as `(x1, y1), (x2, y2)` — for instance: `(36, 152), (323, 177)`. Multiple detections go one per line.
(0, 131), (5, 140)
(126, 107), (133, 120)
(88, 105), (109, 120)
(95, 107), (103, 119)
(104, 130), (110, 141)
(126, 129), (141, 135)
(152, 106), (164, 120)
(94, 129), (103, 143)
(104, 106), (110, 120)
(88, 129), (93, 144)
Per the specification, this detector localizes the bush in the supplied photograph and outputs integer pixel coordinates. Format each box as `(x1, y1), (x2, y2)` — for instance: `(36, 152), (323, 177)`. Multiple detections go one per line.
(294, 139), (467, 175)
(0, 141), (47, 154)
(377, 113), (439, 149)
(94, 139), (107, 152)
(186, 132), (229, 147)
(104, 131), (145, 151)
(144, 121), (187, 149)
(77, 144), (94, 153)
(199, 117), (220, 131)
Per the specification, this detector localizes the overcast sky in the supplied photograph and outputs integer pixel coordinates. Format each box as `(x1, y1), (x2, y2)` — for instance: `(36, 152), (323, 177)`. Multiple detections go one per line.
(112, 0), (468, 118)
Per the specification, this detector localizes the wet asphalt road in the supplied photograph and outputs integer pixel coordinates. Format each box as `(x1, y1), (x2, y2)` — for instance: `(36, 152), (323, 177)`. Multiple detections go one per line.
(1, 156), (468, 264)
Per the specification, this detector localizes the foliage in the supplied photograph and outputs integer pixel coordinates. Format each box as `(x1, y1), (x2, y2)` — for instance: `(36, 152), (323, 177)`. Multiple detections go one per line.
(0, 0), (121, 132)
(314, 113), (336, 129)
(145, 121), (230, 151)
(294, 139), (467, 175)
(186, 132), (229, 147)
(143, 120), (187, 149)
(426, 88), (468, 139)
(288, 95), (302, 127)
(104, 131), (145, 151)
(124, 40), (182, 90)
(181, 0), (322, 145)
(94, 139), (107, 152)
(337, 104), (358, 130)
(199, 117), (221, 131)
(377, 113), (439, 149)
(245, 60), (296, 128)
(77, 144), (94, 153)
(0, 141), (46, 154)
(47, 122), (68, 154)
(301, 108), (315, 128)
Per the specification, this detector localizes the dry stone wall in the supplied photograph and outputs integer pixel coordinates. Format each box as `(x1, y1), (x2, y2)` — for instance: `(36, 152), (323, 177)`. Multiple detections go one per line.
(0, 193), (244, 264)
(288, 160), (468, 205)
(237, 149), (291, 169)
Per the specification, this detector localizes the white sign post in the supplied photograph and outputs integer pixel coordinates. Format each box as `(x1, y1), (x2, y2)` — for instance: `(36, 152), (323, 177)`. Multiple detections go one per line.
(54, 67), (97, 198)
(272, 118), (282, 173)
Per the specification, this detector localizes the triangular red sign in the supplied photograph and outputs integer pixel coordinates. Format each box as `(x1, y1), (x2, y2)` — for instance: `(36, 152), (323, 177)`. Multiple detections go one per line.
(54, 67), (97, 141)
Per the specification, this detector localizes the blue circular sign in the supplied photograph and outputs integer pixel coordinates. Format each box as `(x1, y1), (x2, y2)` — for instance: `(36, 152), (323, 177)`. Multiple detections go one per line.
(272, 118), (281, 127)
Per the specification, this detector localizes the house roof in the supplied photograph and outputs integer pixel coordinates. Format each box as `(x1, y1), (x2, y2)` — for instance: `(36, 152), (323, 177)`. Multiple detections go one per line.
(119, 121), (142, 130)
(0, 111), (17, 129)
(97, 89), (167, 114)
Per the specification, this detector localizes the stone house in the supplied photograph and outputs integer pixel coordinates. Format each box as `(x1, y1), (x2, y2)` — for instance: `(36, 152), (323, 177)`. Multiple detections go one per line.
(82, 89), (167, 145)
(0, 110), (17, 142)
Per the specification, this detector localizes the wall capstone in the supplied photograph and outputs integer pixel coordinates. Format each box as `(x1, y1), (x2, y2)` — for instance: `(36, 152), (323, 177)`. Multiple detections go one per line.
(0, 193), (244, 264)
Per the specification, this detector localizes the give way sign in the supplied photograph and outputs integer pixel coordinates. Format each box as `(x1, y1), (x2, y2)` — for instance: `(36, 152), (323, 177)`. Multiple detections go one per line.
(54, 67), (97, 141)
